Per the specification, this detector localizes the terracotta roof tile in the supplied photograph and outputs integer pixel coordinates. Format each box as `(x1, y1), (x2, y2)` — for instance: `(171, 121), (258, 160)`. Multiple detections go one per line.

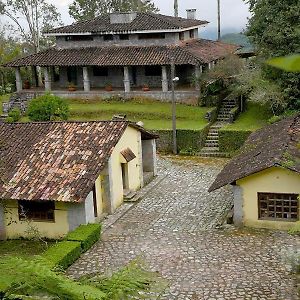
(209, 115), (300, 192)
(0, 121), (154, 202)
(46, 12), (208, 34)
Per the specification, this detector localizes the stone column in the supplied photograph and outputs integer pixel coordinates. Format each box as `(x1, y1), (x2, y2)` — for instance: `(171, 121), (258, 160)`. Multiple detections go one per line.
(195, 65), (201, 91)
(15, 67), (22, 92)
(44, 67), (52, 91)
(123, 66), (130, 93)
(161, 65), (168, 92)
(83, 66), (90, 92)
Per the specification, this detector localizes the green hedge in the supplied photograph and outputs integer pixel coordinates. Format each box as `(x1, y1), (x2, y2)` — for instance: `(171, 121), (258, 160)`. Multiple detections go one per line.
(154, 125), (210, 154)
(66, 224), (101, 252)
(42, 240), (82, 270)
(219, 129), (252, 153)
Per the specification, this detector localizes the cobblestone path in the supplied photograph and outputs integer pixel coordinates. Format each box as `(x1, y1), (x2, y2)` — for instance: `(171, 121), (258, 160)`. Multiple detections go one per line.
(68, 156), (299, 300)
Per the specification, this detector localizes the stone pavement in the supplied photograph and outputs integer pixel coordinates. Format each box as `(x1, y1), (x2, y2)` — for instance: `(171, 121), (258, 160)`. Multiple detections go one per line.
(67, 156), (299, 299)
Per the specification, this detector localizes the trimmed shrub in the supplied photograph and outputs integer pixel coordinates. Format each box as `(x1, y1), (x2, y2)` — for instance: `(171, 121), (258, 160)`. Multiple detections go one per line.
(66, 224), (101, 252)
(219, 129), (252, 153)
(42, 240), (82, 269)
(27, 93), (69, 121)
(5, 116), (14, 123)
(7, 108), (21, 122)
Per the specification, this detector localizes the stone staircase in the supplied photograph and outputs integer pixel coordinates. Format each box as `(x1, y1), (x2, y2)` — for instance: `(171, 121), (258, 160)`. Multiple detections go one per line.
(199, 98), (238, 157)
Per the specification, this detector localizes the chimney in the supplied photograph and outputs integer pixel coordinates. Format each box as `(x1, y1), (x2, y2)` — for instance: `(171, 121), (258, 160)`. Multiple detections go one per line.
(110, 12), (137, 24)
(186, 9), (196, 20)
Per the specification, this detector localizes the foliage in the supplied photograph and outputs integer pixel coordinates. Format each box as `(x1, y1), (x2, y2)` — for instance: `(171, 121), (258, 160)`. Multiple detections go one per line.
(42, 240), (82, 269)
(221, 33), (254, 54)
(288, 221), (300, 235)
(0, 256), (166, 299)
(244, 0), (300, 105)
(80, 258), (167, 299)
(69, 0), (159, 22)
(267, 54), (300, 72)
(27, 93), (69, 121)
(232, 65), (288, 115)
(218, 129), (252, 153)
(7, 107), (21, 122)
(0, 0), (62, 52)
(66, 224), (102, 252)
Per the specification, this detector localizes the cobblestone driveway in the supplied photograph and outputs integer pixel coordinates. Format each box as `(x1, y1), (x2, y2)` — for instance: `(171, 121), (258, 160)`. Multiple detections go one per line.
(68, 156), (299, 299)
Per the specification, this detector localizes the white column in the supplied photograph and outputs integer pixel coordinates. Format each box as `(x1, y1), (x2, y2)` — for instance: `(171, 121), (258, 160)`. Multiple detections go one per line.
(83, 66), (90, 92)
(161, 65), (168, 92)
(15, 67), (22, 92)
(123, 66), (130, 93)
(195, 65), (201, 91)
(44, 67), (52, 91)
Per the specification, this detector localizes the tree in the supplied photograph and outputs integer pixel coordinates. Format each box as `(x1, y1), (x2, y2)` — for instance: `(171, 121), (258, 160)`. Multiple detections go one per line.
(69, 0), (159, 22)
(0, 0), (62, 53)
(244, 0), (300, 107)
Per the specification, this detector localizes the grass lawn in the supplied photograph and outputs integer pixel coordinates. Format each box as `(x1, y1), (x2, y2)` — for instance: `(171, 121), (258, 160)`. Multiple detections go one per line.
(0, 239), (52, 258)
(67, 98), (212, 130)
(223, 102), (272, 131)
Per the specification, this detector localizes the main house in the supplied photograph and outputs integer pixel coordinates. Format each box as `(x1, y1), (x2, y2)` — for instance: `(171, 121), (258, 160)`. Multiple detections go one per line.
(209, 115), (300, 230)
(0, 121), (157, 240)
(4, 10), (238, 102)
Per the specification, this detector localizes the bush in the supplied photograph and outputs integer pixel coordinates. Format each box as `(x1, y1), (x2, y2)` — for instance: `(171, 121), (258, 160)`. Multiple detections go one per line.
(219, 129), (252, 153)
(66, 224), (101, 252)
(42, 240), (82, 269)
(5, 116), (14, 123)
(27, 93), (69, 121)
(288, 221), (300, 235)
(7, 108), (21, 122)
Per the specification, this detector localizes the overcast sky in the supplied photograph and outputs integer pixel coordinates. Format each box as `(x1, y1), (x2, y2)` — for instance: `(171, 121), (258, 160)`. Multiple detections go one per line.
(53, 0), (250, 38)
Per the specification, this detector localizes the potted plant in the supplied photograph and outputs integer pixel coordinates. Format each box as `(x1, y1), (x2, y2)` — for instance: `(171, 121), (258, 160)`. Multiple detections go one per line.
(142, 84), (150, 92)
(105, 83), (113, 91)
(68, 82), (77, 92)
(23, 80), (30, 89)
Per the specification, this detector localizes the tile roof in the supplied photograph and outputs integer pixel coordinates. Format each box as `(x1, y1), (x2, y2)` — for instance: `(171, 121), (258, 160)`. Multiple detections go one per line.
(46, 12), (208, 34)
(4, 40), (238, 67)
(0, 121), (155, 203)
(209, 115), (300, 192)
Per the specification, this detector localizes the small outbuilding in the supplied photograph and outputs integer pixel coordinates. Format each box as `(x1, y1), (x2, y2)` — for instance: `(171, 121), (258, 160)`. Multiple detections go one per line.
(0, 121), (157, 240)
(209, 115), (299, 230)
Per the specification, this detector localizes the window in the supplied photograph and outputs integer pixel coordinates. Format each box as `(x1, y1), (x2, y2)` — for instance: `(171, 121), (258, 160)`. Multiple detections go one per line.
(189, 30), (195, 39)
(138, 33), (165, 40)
(258, 193), (298, 221)
(18, 200), (55, 222)
(93, 66), (108, 76)
(145, 66), (161, 76)
(179, 32), (185, 41)
(104, 35), (114, 41)
(65, 35), (93, 41)
(120, 34), (129, 40)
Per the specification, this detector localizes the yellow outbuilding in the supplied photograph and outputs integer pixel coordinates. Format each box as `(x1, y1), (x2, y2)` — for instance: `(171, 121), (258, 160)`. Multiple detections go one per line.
(0, 120), (157, 240)
(209, 115), (299, 230)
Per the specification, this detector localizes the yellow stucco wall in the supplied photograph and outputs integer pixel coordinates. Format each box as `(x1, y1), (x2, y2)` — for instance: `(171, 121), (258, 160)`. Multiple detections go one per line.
(237, 166), (300, 230)
(4, 200), (69, 239)
(109, 126), (143, 210)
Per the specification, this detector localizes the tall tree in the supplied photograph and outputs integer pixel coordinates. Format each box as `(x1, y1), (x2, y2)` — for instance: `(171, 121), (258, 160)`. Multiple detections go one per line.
(69, 0), (159, 22)
(245, 0), (300, 106)
(0, 0), (62, 53)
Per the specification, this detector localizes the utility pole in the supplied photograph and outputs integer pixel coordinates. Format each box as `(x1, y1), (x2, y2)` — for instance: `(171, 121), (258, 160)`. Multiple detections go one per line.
(217, 0), (221, 40)
(171, 57), (177, 155)
(174, 0), (178, 17)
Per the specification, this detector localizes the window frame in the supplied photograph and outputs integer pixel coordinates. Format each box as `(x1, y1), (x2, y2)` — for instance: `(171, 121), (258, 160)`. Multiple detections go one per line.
(103, 34), (114, 41)
(138, 33), (165, 40)
(257, 192), (299, 222)
(65, 35), (93, 41)
(119, 34), (129, 40)
(18, 200), (55, 223)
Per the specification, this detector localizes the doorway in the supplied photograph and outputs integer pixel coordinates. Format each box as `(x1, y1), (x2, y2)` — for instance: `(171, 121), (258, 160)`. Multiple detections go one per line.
(67, 66), (78, 84)
(121, 163), (129, 191)
(131, 67), (137, 86)
(92, 185), (98, 218)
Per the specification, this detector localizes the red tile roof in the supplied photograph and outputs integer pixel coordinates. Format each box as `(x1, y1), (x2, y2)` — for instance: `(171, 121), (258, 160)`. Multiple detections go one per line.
(0, 121), (155, 203)
(4, 40), (238, 67)
(46, 12), (208, 35)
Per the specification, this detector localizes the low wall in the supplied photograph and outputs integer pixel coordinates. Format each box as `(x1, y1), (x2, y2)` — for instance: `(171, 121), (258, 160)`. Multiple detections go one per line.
(21, 90), (200, 105)
(154, 125), (210, 154)
(219, 129), (252, 153)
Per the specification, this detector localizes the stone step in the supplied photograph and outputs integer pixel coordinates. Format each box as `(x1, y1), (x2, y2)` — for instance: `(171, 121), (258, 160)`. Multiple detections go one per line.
(201, 146), (220, 152)
(198, 152), (231, 158)
(206, 135), (218, 140)
(123, 190), (137, 200)
(205, 143), (219, 147)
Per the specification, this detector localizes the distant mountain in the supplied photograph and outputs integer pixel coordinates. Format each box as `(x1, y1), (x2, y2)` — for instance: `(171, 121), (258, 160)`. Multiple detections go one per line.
(200, 27), (246, 41)
(220, 33), (254, 53)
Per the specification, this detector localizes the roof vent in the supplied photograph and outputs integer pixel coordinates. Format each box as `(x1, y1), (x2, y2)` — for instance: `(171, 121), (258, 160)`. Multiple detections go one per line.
(110, 12), (137, 24)
(186, 9), (196, 20)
